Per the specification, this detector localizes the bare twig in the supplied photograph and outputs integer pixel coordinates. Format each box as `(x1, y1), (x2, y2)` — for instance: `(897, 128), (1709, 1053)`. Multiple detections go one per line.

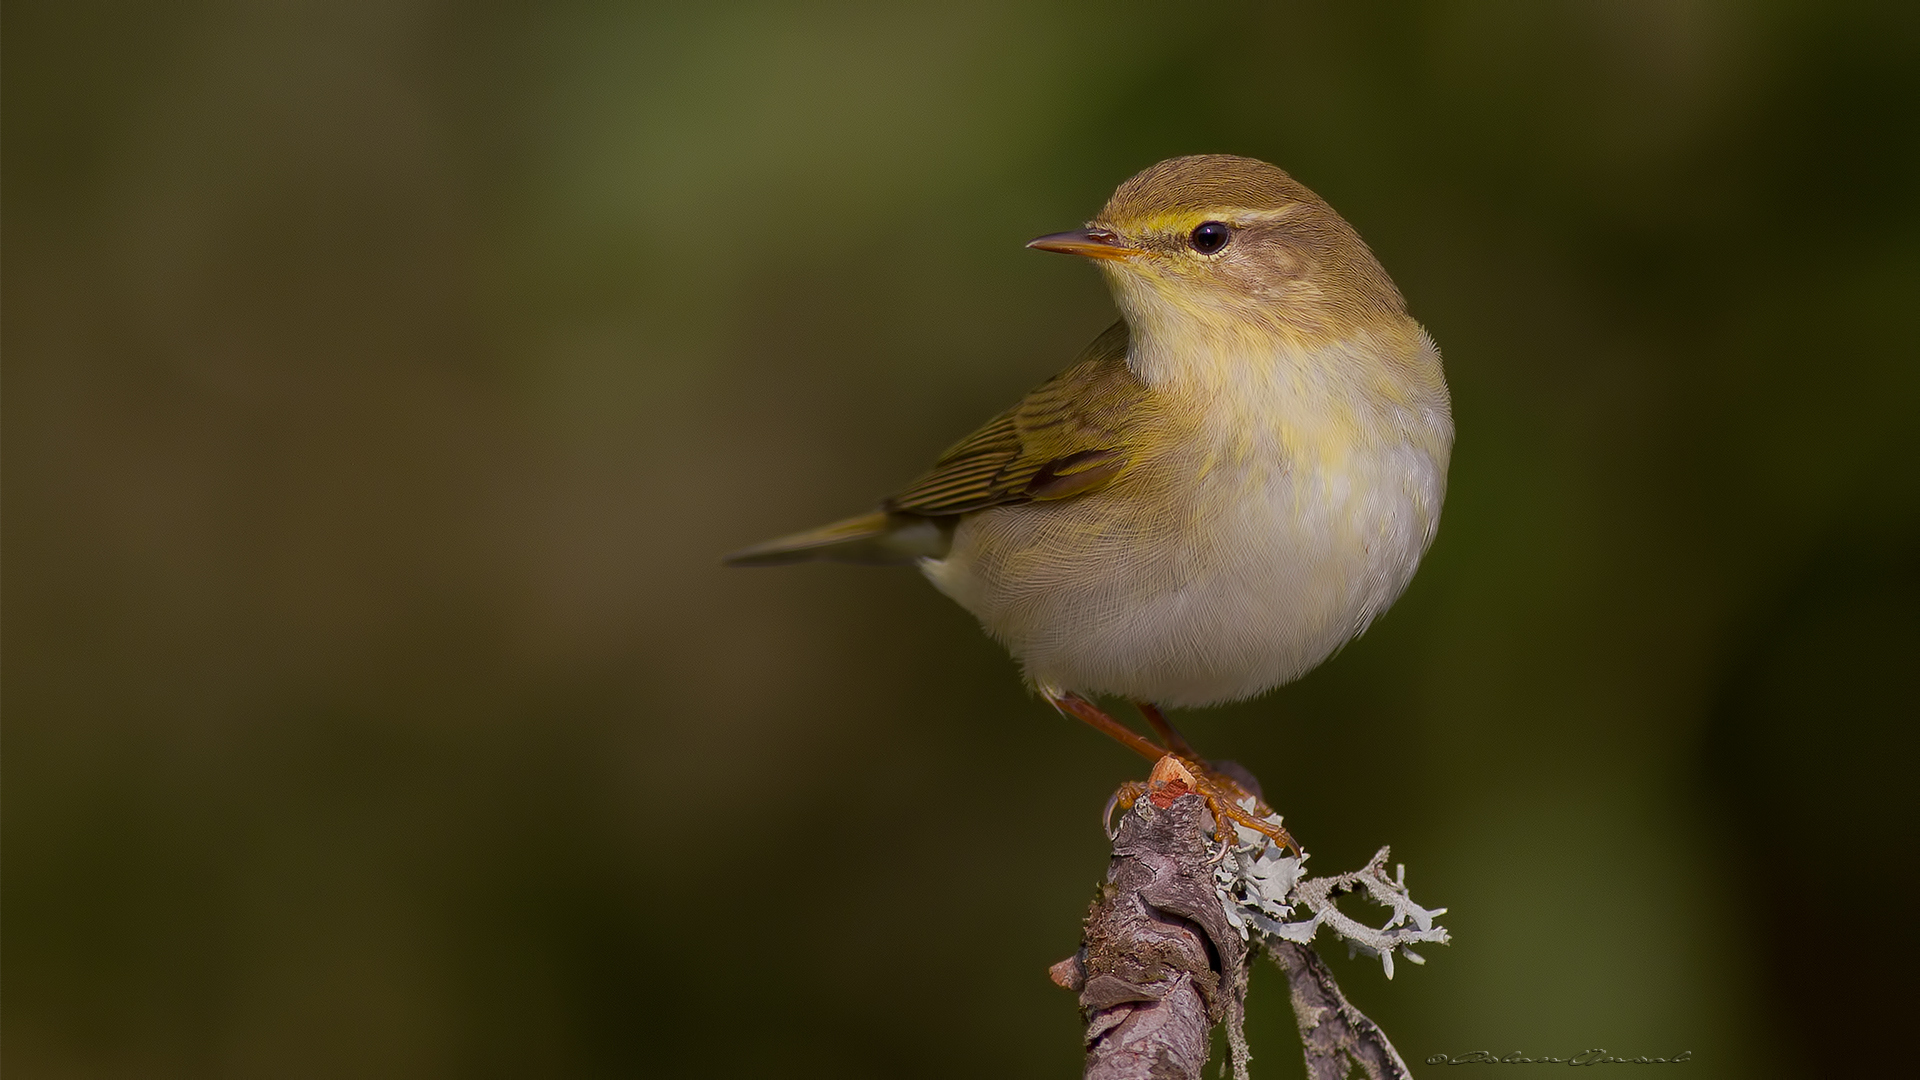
(1269, 939), (1414, 1080)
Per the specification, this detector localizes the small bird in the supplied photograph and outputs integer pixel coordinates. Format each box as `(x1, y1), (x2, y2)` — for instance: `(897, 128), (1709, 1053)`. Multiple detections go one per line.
(727, 155), (1452, 847)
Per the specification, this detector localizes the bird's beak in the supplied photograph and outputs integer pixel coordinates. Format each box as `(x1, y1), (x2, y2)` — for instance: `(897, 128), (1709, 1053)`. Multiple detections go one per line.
(1026, 227), (1142, 261)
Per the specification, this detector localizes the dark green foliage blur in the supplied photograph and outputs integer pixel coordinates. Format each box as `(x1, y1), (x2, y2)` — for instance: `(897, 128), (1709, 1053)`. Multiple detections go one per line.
(6, 2), (1915, 1077)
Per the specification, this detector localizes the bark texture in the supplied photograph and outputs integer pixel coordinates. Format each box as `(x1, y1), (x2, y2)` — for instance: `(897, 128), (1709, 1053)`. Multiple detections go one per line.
(1270, 939), (1414, 1080)
(1052, 793), (1245, 1080)
(1053, 779), (1417, 1079)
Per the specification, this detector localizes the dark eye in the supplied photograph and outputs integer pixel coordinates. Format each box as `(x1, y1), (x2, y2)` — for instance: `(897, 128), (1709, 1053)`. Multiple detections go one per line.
(1189, 221), (1231, 255)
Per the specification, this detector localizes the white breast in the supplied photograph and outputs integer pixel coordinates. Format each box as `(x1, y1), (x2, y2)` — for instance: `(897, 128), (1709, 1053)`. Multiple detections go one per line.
(922, 334), (1451, 708)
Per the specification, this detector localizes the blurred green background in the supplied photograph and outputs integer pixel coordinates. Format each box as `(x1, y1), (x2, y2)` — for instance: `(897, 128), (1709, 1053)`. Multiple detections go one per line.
(6, 2), (1916, 1076)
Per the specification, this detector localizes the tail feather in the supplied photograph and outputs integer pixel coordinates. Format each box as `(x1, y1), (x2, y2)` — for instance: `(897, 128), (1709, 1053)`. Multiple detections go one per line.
(722, 511), (949, 567)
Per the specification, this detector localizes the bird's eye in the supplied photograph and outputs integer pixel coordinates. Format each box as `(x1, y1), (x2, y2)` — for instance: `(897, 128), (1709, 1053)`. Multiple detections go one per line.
(1189, 221), (1231, 255)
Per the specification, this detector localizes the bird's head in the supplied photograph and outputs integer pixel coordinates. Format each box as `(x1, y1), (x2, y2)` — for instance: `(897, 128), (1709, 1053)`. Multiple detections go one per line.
(1029, 155), (1406, 353)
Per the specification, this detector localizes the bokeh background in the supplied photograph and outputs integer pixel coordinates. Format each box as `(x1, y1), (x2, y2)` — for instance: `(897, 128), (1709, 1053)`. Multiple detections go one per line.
(7, 2), (1916, 1076)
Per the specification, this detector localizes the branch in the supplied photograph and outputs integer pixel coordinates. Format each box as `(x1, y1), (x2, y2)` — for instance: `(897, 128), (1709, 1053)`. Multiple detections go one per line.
(1051, 758), (1447, 1080)
(1270, 939), (1413, 1080)
(1049, 790), (1244, 1080)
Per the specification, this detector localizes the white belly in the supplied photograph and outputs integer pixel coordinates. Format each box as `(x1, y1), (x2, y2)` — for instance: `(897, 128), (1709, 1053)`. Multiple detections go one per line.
(922, 434), (1446, 708)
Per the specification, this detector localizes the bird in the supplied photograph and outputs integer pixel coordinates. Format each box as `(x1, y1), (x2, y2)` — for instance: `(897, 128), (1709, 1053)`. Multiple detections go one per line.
(725, 155), (1452, 851)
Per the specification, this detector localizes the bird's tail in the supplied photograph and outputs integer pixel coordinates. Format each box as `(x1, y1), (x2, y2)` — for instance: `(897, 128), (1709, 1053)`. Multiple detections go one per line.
(722, 511), (950, 567)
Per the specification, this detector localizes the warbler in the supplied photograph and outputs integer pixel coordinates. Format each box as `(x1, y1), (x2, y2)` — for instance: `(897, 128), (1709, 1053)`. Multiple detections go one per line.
(727, 155), (1451, 841)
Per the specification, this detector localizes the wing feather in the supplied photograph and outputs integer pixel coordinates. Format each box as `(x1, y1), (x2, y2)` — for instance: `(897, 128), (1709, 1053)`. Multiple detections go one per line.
(885, 321), (1146, 516)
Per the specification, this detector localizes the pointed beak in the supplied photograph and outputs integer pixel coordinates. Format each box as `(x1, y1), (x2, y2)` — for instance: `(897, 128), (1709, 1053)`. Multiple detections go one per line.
(1026, 227), (1142, 261)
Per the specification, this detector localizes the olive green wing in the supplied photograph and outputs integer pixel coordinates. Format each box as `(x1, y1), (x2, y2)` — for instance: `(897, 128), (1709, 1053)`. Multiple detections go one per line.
(885, 320), (1146, 516)
(721, 321), (1146, 568)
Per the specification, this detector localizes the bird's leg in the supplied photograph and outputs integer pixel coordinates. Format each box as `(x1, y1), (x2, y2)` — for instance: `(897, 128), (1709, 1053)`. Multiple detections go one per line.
(1136, 701), (1299, 854)
(1046, 691), (1166, 763)
(1134, 701), (1200, 758)
(1048, 692), (1302, 858)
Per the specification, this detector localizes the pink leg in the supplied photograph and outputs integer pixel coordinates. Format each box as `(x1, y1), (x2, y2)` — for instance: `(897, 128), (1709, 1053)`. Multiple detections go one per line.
(1135, 702), (1199, 759)
(1045, 691), (1166, 762)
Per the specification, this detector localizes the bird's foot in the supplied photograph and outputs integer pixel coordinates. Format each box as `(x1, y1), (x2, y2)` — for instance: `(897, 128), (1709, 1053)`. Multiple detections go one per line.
(1050, 691), (1302, 858)
(1192, 769), (1301, 858)
(1103, 756), (1301, 857)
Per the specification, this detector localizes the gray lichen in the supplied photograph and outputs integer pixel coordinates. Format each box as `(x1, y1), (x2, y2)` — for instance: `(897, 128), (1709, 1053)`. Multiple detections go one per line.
(1213, 811), (1450, 980)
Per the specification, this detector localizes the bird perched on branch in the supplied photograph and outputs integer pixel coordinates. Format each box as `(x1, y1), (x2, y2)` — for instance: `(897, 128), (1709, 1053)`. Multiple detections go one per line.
(726, 155), (1452, 851)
